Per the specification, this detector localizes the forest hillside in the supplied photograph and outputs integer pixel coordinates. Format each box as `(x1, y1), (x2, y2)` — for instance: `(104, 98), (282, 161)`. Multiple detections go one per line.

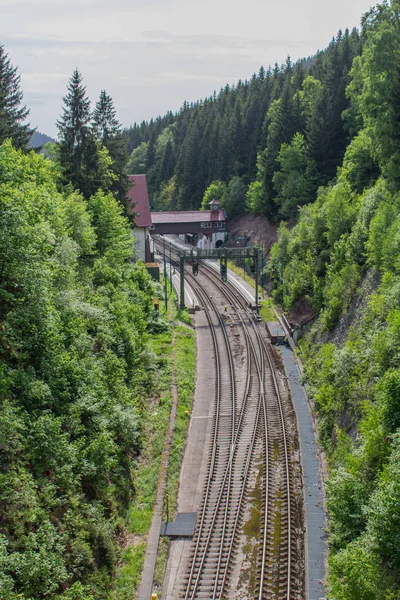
(122, 27), (361, 220)
(267, 2), (400, 597)
(0, 45), (161, 599)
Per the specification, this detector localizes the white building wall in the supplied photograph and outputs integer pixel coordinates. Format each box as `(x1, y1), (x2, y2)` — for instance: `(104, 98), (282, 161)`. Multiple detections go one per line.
(197, 232), (225, 249)
(132, 227), (147, 261)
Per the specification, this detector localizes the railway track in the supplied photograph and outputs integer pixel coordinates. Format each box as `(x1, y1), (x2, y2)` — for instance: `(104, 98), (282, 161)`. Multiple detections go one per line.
(155, 240), (302, 599)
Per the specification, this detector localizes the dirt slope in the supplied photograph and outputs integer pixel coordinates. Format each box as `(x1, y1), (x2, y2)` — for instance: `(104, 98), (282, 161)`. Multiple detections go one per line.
(227, 214), (277, 254)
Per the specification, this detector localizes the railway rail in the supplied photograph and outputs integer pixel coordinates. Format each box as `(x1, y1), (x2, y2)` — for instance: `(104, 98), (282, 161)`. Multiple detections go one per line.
(155, 239), (303, 599)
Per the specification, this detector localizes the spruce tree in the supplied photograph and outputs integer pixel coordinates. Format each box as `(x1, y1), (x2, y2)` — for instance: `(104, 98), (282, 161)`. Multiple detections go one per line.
(92, 90), (120, 141)
(0, 44), (32, 148)
(57, 69), (92, 193)
(93, 90), (129, 210)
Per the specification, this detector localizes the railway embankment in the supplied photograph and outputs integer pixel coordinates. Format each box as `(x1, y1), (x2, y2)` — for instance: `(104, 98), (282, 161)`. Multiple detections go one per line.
(113, 306), (196, 600)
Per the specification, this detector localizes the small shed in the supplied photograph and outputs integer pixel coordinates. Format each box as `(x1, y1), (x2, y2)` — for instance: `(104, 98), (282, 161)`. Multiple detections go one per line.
(145, 262), (160, 282)
(265, 321), (286, 345)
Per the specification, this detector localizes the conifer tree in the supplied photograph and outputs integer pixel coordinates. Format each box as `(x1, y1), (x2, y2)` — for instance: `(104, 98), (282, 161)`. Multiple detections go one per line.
(92, 90), (120, 141)
(93, 90), (129, 210)
(57, 69), (92, 193)
(57, 70), (117, 200)
(0, 44), (32, 148)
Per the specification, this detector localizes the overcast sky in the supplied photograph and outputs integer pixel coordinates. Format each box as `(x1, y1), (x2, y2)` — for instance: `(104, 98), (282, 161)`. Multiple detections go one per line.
(1, 0), (375, 138)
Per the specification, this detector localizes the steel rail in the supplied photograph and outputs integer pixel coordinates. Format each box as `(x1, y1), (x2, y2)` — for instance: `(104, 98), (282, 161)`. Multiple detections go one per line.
(182, 284), (235, 600)
(185, 270), (266, 599)
(155, 240), (293, 599)
(200, 261), (292, 600)
(183, 284), (253, 599)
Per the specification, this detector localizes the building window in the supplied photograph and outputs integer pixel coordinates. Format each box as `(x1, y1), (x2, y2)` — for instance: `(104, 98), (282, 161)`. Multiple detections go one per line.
(218, 222), (224, 228)
(201, 222), (212, 228)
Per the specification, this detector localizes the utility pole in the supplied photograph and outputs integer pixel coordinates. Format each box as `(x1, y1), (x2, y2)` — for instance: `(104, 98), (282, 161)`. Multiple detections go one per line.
(254, 247), (259, 311)
(180, 256), (185, 309)
(169, 241), (173, 293)
(260, 244), (264, 298)
(163, 236), (168, 311)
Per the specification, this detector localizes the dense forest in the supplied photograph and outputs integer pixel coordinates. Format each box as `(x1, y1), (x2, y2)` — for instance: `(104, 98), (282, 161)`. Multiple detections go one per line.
(267, 2), (400, 597)
(0, 45), (159, 599)
(122, 27), (361, 219)
(2, 0), (400, 597)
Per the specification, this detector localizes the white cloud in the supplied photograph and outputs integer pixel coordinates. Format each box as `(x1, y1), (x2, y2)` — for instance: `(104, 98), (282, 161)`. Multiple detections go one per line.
(1, 0), (375, 136)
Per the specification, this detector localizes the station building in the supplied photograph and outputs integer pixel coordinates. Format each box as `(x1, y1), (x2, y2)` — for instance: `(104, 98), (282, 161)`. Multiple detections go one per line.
(150, 200), (228, 248)
(126, 174), (153, 262)
(126, 173), (229, 260)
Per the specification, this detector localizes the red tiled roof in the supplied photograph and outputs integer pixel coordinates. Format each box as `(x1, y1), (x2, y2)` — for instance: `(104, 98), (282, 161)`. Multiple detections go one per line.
(150, 210), (227, 224)
(127, 175), (153, 228)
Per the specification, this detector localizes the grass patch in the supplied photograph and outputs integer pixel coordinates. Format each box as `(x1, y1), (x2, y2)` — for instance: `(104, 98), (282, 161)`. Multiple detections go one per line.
(112, 544), (146, 600)
(167, 325), (196, 508)
(112, 327), (173, 599)
(227, 260), (257, 289)
(128, 509), (153, 536)
(260, 298), (276, 322)
(112, 283), (196, 599)
(153, 323), (196, 592)
(176, 307), (192, 325)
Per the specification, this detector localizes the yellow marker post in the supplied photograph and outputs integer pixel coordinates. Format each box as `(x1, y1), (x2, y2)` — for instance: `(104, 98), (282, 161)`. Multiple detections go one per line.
(151, 594), (157, 600)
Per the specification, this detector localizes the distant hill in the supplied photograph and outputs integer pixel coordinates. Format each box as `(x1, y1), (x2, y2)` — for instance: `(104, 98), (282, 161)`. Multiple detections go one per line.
(29, 131), (56, 149)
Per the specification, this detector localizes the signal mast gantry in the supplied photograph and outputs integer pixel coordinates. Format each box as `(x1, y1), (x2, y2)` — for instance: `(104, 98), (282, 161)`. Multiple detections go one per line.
(178, 246), (260, 310)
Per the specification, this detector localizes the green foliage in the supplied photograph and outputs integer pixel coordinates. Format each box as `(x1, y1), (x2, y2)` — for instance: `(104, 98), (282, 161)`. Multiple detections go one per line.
(0, 140), (154, 598)
(367, 433), (400, 568)
(266, 16), (400, 591)
(92, 90), (129, 210)
(329, 536), (392, 600)
(223, 176), (247, 218)
(295, 75), (323, 125)
(352, 1), (400, 187)
(245, 180), (264, 214)
(200, 180), (227, 210)
(127, 142), (148, 175)
(342, 129), (380, 194)
(57, 70), (128, 208)
(273, 132), (317, 217)
(156, 176), (177, 211)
